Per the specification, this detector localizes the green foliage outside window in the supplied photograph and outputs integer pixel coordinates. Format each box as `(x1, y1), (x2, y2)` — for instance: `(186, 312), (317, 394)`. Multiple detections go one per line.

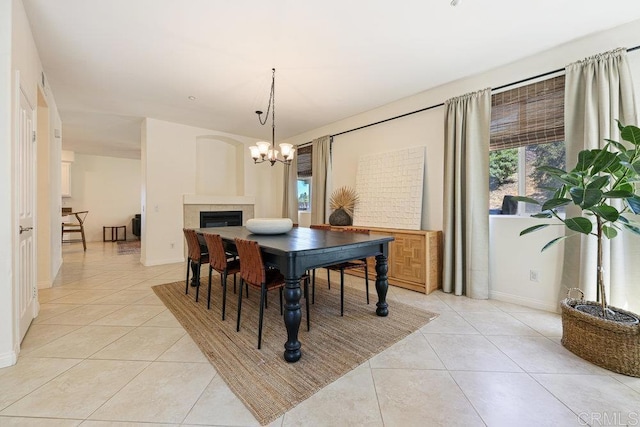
(529, 140), (566, 195)
(489, 148), (518, 189)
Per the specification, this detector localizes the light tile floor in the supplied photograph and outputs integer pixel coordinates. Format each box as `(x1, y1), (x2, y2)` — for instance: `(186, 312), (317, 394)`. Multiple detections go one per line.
(1, 242), (639, 426)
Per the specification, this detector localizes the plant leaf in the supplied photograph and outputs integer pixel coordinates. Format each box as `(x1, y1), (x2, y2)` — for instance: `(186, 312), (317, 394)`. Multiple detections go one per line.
(604, 190), (634, 198)
(541, 236), (567, 252)
(551, 172), (581, 187)
(621, 124), (640, 146)
(591, 150), (618, 175)
(520, 224), (549, 236)
(604, 138), (627, 152)
(536, 166), (567, 177)
(531, 212), (553, 219)
(623, 223), (640, 236)
(586, 175), (609, 190)
(627, 196), (640, 214)
(541, 198), (571, 211)
(612, 182), (634, 193)
(565, 217), (592, 234)
(590, 205), (619, 222)
(575, 150), (597, 171)
(602, 225), (618, 239)
(510, 196), (540, 205)
(569, 187), (602, 209)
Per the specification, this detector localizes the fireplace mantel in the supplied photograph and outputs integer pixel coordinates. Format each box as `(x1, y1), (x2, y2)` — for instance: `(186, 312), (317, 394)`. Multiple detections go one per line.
(183, 194), (255, 205)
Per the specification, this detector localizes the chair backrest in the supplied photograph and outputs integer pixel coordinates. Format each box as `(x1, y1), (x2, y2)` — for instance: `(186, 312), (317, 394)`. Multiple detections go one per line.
(73, 211), (88, 225)
(183, 228), (203, 261)
(62, 207), (73, 215)
(234, 238), (265, 287)
(202, 233), (228, 272)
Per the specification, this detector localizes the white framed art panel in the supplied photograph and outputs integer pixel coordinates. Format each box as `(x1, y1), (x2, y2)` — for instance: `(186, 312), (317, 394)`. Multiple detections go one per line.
(353, 146), (425, 230)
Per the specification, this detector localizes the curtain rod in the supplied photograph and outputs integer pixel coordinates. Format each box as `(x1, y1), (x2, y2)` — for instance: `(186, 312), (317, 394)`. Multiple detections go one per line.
(320, 44), (640, 140)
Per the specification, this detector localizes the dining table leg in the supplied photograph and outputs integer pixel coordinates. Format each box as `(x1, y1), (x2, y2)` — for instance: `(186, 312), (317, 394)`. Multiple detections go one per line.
(283, 276), (302, 363)
(375, 254), (389, 316)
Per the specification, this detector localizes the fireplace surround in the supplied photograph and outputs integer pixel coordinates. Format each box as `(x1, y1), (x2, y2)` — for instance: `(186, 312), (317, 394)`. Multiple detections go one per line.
(200, 210), (242, 228)
(182, 195), (255, 230)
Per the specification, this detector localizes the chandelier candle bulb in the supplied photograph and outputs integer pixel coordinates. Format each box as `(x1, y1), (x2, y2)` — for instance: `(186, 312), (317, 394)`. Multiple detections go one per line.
(257, 141), (270, 155)
(279, 143), (294, 159)
(249, 146), (260, 160)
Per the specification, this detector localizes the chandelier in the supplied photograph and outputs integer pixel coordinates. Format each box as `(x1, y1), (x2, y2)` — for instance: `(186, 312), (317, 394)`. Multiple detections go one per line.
(249, 68), (294, 165)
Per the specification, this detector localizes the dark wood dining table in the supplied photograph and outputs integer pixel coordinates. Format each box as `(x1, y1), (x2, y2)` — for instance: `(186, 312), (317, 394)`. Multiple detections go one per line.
(195, 226), (394, 363)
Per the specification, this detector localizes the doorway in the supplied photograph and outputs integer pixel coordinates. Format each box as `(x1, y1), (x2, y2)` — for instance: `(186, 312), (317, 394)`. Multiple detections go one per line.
(16, 79), (38, 343)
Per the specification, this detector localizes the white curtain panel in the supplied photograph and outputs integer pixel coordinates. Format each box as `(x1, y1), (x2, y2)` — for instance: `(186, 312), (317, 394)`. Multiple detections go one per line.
(282, 154), (298, 223)
(311, 135), (331, 225)
(442, 88), (491, 298)
(564, 48), (640, 312)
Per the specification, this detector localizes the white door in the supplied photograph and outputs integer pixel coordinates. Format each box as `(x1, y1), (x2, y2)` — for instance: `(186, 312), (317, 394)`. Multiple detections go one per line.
(17, 86), (37, 342)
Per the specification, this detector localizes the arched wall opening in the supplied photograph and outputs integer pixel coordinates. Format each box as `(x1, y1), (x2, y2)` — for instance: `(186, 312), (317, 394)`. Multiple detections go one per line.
(195, 135), (245, 196)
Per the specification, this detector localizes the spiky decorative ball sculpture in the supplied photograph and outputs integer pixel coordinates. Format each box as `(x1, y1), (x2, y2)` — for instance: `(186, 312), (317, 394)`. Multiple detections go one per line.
(329, 186), (359, 226)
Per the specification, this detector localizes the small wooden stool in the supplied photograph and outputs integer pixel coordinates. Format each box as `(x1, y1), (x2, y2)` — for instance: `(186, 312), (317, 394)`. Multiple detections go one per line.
(103, 225), (126, 242)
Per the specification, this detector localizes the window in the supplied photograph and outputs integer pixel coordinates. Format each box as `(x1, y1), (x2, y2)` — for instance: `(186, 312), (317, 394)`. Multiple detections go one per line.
(297, 145), (312, 212)
(297, 178), (311, 211)
(489, 75), (566, 215)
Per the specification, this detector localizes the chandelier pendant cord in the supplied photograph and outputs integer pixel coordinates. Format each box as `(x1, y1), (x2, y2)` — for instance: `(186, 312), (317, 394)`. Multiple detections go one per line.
(250, 68), (293, 166)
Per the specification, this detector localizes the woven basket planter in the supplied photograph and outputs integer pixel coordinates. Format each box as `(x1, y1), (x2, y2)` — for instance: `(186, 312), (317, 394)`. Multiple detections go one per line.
(561, 298), (640, 377)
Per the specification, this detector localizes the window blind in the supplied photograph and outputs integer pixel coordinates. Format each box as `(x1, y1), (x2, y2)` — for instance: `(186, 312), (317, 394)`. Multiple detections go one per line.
(297, 145), (312, 177)
(490, 75), (565, 151)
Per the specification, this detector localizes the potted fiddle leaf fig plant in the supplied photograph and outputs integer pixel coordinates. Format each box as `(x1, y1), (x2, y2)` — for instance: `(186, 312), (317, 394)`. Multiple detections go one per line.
(513, 122), (640, 377)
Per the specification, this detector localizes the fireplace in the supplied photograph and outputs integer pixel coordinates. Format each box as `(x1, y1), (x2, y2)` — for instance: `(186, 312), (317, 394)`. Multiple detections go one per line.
(200, 210), (243, 228)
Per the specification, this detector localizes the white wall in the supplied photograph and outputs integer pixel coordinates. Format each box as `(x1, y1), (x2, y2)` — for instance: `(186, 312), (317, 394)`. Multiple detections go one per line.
(61, 154), (141, 243)
(35, 85), (63, 288)
(0, 0), (15, 368)
(489, 217), (566, 312)
(1, 0), (62, 367)
(280, 20), (640, 312)
(49, 111), (62, 275)
(141, 118), (277, 266)
(332, 113), (443, 231)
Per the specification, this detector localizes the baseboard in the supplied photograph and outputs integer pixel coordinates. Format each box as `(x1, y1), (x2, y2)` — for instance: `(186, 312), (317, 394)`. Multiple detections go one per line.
(490, 290), (559, 313)
(38, 279), (53, 289)
(141, 257), (184, 267)
(0, 348), (18, 368)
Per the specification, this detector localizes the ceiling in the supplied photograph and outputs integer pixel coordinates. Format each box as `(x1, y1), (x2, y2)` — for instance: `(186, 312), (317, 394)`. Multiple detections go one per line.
(23, 0), (640, 160)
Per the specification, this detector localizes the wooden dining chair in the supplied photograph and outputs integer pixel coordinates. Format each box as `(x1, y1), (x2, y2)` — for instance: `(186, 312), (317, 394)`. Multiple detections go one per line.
(61, 211), (89, 251)
(234, 238), (310, 349)
(202, 232), (241, 319)
(183, 228), (209, 302)
(310, 225), (370, 316)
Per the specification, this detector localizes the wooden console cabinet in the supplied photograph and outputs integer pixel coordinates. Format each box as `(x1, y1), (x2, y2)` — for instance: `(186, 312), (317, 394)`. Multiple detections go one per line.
(326, 226), (442, 294)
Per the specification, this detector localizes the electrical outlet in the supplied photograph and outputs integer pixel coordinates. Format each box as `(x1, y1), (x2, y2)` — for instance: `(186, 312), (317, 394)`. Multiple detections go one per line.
(529, 270), (539, 282)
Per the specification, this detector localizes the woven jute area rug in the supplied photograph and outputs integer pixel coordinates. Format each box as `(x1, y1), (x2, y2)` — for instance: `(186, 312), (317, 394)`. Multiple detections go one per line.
(153, 276), (437, 425)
